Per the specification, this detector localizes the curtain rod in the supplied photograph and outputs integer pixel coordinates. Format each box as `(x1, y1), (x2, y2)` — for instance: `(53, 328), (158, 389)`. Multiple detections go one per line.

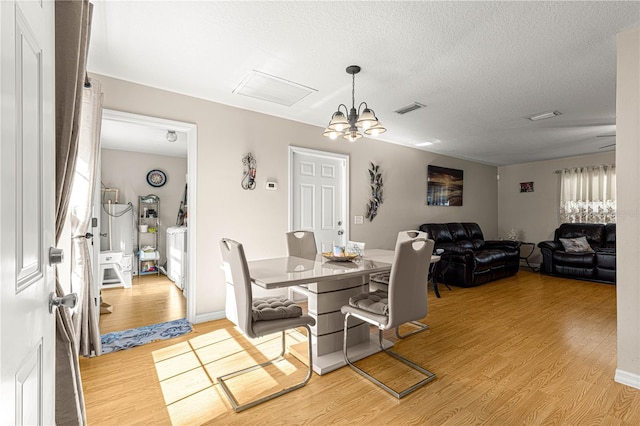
(554, 164), (615, 174)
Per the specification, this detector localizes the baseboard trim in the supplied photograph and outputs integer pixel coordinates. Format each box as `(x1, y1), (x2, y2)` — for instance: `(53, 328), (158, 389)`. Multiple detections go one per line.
(615, 368), (640, 389)
(193, 310), (226, 324)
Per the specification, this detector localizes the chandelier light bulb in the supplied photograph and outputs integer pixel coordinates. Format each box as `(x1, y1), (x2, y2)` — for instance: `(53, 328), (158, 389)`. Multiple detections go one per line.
(364, 122), (387, 136)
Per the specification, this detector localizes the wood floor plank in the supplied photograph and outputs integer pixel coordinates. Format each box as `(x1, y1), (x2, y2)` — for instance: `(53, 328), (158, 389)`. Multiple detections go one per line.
(99, 274), (186, 334)
(80, 270), (640, 425)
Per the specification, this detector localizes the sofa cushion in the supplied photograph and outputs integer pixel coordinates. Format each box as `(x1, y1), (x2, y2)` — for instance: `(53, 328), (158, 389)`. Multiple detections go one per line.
(604, 224), (616, 248)
(474, 250), (507, 271)
(554, 264), (596, 279)
(447, 223), (469, 242)
(559, 236), (594, 253)
(470, 239), (486, 250)
(553, 250), (596, 267)
(557, 223), (605, 247)
(457, 240), (476, 250)
(596, 249), (616, 269)
(462, 223), (485, 240)
(421, 223), (454, 245)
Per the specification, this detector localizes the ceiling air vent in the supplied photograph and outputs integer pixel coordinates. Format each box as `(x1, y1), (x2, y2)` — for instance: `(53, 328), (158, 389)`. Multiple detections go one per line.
(394, 102), (426, 115)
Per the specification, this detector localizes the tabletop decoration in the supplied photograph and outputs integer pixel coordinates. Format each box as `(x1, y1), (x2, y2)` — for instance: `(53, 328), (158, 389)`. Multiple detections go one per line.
(321, 252), (359, 262)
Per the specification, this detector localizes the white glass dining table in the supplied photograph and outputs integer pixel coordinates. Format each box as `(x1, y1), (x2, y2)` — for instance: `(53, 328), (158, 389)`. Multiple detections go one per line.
(247, 249), (441, 375)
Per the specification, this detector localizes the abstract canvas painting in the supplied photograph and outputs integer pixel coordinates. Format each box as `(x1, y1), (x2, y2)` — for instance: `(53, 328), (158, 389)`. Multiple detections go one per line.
(427, 165), (464, 206)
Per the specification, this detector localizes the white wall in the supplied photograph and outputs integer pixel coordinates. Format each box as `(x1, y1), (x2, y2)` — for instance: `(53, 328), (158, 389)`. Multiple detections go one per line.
(91, 74), (499, 319)
(100, 148), (187, 265)
(615, 27), (640, 389)
(498, 151), (615, 264)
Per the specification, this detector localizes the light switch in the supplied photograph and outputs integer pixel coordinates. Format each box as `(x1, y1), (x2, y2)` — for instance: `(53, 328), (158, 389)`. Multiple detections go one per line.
(354, 215), (364, 225)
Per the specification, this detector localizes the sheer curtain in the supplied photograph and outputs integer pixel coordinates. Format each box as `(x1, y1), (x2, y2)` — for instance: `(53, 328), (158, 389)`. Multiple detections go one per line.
(559, 165), (616, 223)
(55, 1), (92, 424)
(71, 78), (103, 357)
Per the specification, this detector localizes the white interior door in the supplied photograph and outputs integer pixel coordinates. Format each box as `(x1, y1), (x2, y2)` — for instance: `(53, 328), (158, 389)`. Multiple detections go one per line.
(289, 147), (349, 251)
(0, 0), (56, 424)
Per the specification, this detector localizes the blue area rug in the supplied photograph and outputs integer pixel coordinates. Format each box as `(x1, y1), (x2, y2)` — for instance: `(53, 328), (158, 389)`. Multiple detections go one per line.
(101, 318), (193, 354)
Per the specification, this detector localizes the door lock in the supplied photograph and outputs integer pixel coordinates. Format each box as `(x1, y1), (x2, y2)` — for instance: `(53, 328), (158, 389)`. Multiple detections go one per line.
(49, 292), (78, 313)
(338, 230), (344, 236)
(49, 247), (64, 265)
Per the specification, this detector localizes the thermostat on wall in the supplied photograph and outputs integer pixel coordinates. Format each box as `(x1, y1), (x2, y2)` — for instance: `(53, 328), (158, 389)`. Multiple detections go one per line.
(265, 181), (278, 191)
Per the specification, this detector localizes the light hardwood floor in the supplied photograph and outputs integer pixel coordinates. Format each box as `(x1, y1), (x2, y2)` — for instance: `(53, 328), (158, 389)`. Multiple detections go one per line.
(99, 274), (186, 334)
(80, 270), (640, 425)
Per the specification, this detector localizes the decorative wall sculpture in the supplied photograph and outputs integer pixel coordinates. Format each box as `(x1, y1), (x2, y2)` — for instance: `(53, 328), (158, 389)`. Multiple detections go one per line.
(241, 152), (256, 190)
(365, 162), (383, 221)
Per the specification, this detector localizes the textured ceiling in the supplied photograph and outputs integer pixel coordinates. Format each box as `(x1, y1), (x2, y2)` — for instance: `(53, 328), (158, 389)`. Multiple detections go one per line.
(89, 1), (639, 166)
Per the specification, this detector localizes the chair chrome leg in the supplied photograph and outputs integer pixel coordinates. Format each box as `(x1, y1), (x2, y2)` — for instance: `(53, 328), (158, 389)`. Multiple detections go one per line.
(343, 313), (435, 399)
(377, 328), (436, 398)
(395, 321), (430, 339)
(217, 326), (313, 412)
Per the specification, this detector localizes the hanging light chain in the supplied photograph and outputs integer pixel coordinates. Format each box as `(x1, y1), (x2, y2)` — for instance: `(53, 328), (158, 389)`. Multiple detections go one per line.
(351, 71), (356, 110)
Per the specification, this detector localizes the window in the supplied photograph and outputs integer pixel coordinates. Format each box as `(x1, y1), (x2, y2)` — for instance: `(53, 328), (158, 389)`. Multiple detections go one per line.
(559, 165), (616, 223)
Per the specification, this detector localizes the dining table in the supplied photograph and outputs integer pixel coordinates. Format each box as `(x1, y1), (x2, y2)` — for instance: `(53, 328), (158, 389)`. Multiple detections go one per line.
(247, 248), (441, 375)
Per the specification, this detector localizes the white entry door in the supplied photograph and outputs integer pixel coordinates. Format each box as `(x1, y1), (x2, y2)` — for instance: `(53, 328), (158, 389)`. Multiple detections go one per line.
(1, 0), (56, 424)
(289, 147), (349, 251)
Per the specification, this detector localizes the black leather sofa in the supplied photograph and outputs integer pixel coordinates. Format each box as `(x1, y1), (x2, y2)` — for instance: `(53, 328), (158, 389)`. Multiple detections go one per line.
(537, 223), (616, 284)
(418, 223), (520, 287)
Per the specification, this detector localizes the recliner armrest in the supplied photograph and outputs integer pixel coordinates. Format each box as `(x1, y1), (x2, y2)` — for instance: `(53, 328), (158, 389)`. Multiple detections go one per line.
(538, 240), (562, 251)
(442, 246), (475, 256)
(484, 240), (521, 250)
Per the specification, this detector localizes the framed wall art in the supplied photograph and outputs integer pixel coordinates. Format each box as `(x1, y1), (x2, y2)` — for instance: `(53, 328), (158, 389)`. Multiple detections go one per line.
(520, 181), (534, 192)
(427, 165), (463, 206)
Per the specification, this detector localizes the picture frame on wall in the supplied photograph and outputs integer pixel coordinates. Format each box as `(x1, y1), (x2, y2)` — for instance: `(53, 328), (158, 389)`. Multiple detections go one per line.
(520, 181), (534, 192)
(427, 165), (464, 206)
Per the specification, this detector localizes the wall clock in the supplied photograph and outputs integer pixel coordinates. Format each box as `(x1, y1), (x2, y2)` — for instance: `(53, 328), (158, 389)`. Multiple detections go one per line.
(146, 169), (167, 187)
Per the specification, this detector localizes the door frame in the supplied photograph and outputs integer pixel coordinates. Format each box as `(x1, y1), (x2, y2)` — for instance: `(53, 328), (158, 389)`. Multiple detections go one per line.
(99, 109), (198, 323)
(288, 146), (349, 242)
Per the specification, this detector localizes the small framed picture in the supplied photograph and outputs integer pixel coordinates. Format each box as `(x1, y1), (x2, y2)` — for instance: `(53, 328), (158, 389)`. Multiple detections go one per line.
(520, 181), (534, 192)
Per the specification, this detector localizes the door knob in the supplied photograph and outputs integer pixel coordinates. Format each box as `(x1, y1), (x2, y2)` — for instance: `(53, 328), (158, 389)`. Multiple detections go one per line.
(49, 247), (64, 265)
(49, 292), (78, 313)
(338, 230), (344, 235)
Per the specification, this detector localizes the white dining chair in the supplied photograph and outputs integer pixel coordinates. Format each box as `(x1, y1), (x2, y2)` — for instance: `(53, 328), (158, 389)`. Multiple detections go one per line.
(371, 230), (427, 290)
(218, 238), (315, 412)
(286, 230), (317, 260)
(369, 230), (432, 338)
(341, 235), (436, 398)
(286, 230), (317, 301)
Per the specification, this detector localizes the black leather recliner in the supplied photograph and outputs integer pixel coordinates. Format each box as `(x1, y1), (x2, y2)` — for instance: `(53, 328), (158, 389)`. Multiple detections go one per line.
(537, 223), (616, 284)
(418, 223), (520, 287)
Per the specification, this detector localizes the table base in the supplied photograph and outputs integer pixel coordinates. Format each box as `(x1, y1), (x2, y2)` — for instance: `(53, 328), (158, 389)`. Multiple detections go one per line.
(289, 333), (393, 375)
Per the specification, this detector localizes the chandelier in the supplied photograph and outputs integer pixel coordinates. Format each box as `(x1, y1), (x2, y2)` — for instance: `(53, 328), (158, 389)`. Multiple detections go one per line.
(323, 65), (387, 142)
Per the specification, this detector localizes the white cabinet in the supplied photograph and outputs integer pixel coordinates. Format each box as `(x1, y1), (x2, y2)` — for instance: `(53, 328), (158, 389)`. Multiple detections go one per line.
(166, 226), (187, 289)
